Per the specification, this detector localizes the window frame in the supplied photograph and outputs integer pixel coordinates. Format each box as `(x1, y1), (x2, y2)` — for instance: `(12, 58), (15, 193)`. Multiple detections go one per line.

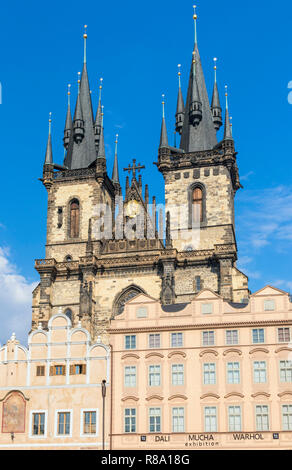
(80, 409), (99, 437)
(54, 409), (73, 438)
(171, 363), (184, 386)
(172, 407), (185, 433)
(252, 328), (265, 344)
(125, 335), (137, 350)
(149, 407), (162, 433)
(124, 365), (137, 388)
(255, 405), (269, 431)
(29, 410), (47, 439)
(149, 364), (161, 387)
(149, 333), (161, 349)
(171, 332), (183, 348)
(124, 408), (137, 434)
(204, 406), (217, 433)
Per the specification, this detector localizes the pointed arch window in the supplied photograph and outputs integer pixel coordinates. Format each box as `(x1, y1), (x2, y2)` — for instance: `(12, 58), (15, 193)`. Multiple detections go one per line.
(188, 183), (206, 227)
(192, 187), (203, 223)
(69, 199), (80, 238)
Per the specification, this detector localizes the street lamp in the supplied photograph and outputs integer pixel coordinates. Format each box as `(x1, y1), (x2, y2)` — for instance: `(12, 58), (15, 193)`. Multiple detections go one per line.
(101, 379), (106, 450)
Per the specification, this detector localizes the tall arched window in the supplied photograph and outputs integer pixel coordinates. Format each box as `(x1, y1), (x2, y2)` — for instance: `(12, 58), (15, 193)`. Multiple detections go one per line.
(69, 200), (80, 238)
(188, 183), (206, 227)
(192, 187), (203, 223)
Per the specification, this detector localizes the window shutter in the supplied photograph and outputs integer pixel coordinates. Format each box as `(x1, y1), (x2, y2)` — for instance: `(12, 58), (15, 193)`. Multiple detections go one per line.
(50, 366), (54, 376)
(62, 366), (66, 376)
(83, 364), (87, 375)
(70, 365), (74, 375)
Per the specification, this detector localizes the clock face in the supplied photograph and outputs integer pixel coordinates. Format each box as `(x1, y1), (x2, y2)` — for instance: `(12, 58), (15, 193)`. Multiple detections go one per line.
(125, 200), (140, 218)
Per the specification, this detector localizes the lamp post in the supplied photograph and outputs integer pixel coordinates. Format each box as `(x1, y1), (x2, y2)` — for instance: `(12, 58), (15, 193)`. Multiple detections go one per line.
(101, 379), (106, 450)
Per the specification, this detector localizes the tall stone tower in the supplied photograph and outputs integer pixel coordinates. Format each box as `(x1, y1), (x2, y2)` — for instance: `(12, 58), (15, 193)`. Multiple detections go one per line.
(32, 13), (249, 342)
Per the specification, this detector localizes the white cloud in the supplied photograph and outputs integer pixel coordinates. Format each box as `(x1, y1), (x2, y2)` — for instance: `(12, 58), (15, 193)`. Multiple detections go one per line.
(0, 247), (38, 346)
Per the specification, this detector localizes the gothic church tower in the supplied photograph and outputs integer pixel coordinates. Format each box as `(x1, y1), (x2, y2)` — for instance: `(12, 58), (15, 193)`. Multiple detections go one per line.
(32, 13), (249, 341)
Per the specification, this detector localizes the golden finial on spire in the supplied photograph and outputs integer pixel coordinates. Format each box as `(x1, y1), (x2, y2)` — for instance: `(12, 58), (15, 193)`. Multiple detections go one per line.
(83, 24), (88, 39)
(67, 84), (71, 105)
(48, 112), (52, 134)
(178, 64), (182, 87)
(83, 25), (88, 63)
(115, 133), (119, 145)
(225, 85), (229, 109)
(213, 57), (217, 82)
(193, 5), (197, 45)
(162, 94), (165, 118)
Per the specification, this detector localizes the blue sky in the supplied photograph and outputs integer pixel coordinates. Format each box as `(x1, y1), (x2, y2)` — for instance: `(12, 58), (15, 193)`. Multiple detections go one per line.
(0, 0), (291, 344)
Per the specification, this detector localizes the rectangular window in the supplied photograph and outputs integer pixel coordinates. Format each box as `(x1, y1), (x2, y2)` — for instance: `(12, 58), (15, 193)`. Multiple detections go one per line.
(149, 408), (161, 433)
(57, 412), (71, 435)
(50, 365), (66, 376)
(202, 331), (215, 346)
(278, 328), (291, 343)
(279, 361), (292, 382)
(32, 412), (45, 436)
(149, 334), (161, 349)
(226, 330), (239, 345)
(172, 364), (184, 386)
(36, 366), (45, 377)
(253, 361), (267, 383)
(255, 405), (269, 431)
(228, 406), (242, 432)
(204, 407), (217, 432)
(124, 366), (137, 387)
(252, 329), (265, 344)
(71, 364), (86, 375)
(282, 405), (292, 431)
(83, 411), (96, 435)
(203, 363), (216, 385)
(125, 335), (136, 350)
(171, 332), (183, 348)
(227, 362), (240, 384)
(124, 408), (136, 433)
(172, 407), (185, 433)
(202, 303), (213, 314)
(149, 365), (161, 386)
(264, 299), (275, 311)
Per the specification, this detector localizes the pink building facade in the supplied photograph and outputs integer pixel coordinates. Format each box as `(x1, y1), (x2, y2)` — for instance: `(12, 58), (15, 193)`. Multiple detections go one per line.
(0, 313), (110, 450)
(109, 286), (292, 450)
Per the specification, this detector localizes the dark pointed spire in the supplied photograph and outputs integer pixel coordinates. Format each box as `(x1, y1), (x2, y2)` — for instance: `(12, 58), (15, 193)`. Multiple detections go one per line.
(73, 72), (85, 144)
(175, 64), (185, 134)
(159, 94), (169, 148)
(224, 85), (233, 141)
(64, 26), (97, 170)
(94, 78), (103, 149)
(112, 134), (120, 185)
(211, 58), (223, 131)
(189, 50), (202, 126)
(97, 105), (106, 160)
(63, 84), (73, 150)
(44, 112), (53, 164)
(180, 6), (217, 152)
